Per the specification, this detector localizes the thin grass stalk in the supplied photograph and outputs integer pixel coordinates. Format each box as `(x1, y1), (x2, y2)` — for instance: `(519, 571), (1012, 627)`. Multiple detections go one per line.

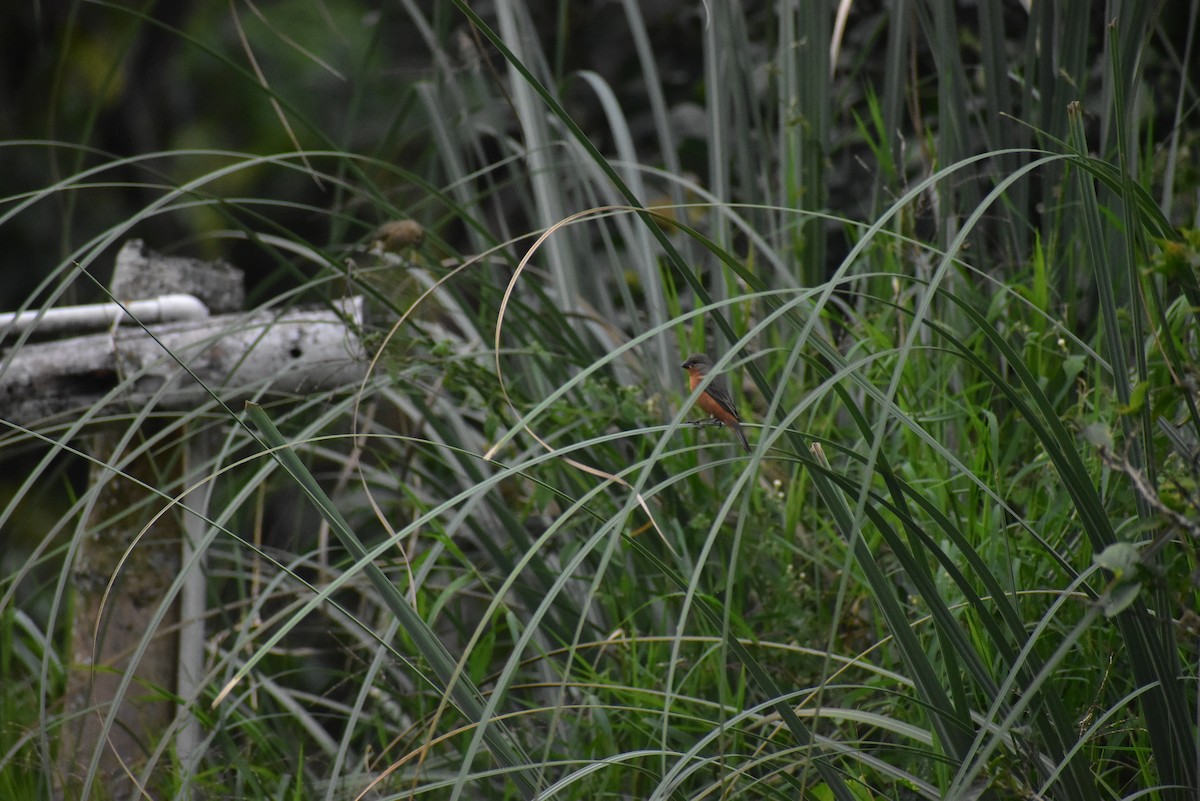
(1056, 131), (1196, 780)
(922, 0), (975, 244)
(875, 0), (910, 220)
(872, 304), (1110, 796)
(245, 404), (541, 799)
(1099, 2), (1156, 162)
(701, 2), (732, 302)
(572, 70), (673, 379)
(1099, 31), (1196, 755)
(657, 445), (759, 784)
(627, 539), (861, 801)
(474, 297), (861, 796)
(808, 361), (1091, 790)
(815, 154), (1094, 773)
(977, 0), (1028, 262)
(616, 0), (703, 277)
(944, 571), (1105, 798)
(1158, 0), (1200, 220)
(807, 439), (975, 761)
(446, 0), (744, 362)
(493, 0), (580, 314)
(400, 0), (523, 253)
(721, 6), (767, 238)
(1028, 0), (1093, 300)
(777, 0), (802, 261)
(447, 466), (661, 800)
(945, 285), (1196, 797)
(788, 0), (829, 286)
(1106, 20), (1155, 486)
(405, 388), (581, 646)
(1142, 276), (1200, 466)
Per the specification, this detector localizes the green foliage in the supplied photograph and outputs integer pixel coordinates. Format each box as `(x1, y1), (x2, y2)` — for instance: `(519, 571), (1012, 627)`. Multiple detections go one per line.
(2, 1), (1200, 800)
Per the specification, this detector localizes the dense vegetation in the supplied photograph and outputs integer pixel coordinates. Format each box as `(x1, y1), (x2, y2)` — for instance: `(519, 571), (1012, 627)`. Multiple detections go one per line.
(3, 1), (1200, 799)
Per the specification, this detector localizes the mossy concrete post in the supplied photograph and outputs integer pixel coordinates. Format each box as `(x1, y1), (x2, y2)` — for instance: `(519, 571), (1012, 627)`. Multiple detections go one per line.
(54, 241), (245, 800)
(0, 240), (370, 799)
(58, 431), (187, 799)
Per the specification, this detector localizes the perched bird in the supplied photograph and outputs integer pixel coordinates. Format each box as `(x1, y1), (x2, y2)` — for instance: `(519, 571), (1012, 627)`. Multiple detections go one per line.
(370, 219), (425, 253)
(681, 353), (750, 452)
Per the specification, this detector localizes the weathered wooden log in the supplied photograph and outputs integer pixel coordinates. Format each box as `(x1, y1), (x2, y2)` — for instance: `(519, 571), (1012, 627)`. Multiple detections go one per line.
(0, 296), (367, 427)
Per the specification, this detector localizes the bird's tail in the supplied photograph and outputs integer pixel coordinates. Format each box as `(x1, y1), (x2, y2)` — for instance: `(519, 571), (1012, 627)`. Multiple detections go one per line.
(733, 422), (750, 453)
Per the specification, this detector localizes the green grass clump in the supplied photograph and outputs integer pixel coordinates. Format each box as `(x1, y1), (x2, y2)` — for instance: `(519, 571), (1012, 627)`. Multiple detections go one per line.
(1, 2), (1198, 799)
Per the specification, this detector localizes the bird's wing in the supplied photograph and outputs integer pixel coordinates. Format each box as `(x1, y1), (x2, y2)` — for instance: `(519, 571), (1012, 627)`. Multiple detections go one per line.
(705, 375), (741, 420)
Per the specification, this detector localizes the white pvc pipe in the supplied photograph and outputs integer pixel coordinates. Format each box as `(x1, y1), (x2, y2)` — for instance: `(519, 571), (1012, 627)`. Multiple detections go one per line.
(1, 297), (368, 425)
(0, 294), (209, 337)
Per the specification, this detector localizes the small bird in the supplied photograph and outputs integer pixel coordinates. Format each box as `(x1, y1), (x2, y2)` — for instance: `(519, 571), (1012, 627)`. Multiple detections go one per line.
(370, 219), (425, 253)
(681, 353), (750, 452)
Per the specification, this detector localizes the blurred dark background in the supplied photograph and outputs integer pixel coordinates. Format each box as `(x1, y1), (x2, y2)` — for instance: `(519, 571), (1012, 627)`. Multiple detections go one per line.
(3, 1), (1199, 312)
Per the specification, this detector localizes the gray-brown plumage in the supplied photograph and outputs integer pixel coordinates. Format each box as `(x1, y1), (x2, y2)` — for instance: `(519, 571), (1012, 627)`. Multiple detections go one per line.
(681, 353), (750, 452)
